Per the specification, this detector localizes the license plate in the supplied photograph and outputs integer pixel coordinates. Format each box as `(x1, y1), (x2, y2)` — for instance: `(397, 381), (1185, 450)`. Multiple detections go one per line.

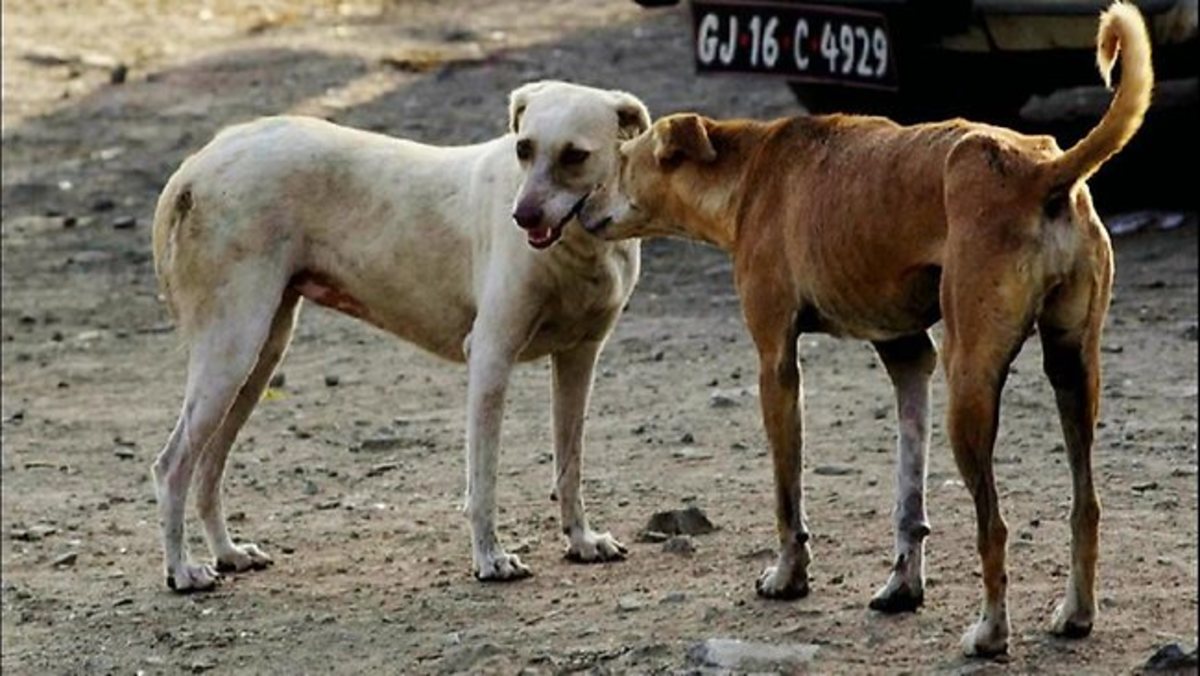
(691, 1), (898, 90)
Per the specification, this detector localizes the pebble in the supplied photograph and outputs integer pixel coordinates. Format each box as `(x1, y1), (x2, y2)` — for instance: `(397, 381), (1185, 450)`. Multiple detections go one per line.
(662, 535), (695, 557)
(671, 447), (712, 461)
(324, 374), (340, 387)
(679, 432), (695, 444)
(1132, 481), (1159, 492)
(688, 638), (819, 671)
(641, 505), (716, 538)
(114, 448), (135, 460)
(616, 595), (644, 613)
(813, 464), (860, 476)
(269, 372), (286, 388)
(357, 436), (403, 452)
(112, 216), (136, 230)
(366, 462), (399, 477)
(661, 591), (687, 604)
(52, 552), (77, 567)
(1143, 643), (1197, 672)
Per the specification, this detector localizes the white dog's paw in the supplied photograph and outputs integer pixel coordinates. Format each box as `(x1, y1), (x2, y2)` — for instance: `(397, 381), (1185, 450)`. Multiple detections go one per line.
(1048, 596), (1094, 638)
(215, 542), (274, 573)
(474, 550), (533, 582)
(565, 529), (627, 563)
(868, 571), (924, 614)
(755, 563), (810, 600)
(166, 562), (222, 593)
(960, 616), (1010, 657)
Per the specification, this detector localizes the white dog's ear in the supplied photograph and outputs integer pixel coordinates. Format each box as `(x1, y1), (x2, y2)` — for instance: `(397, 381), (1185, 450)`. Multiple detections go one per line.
(509, 81), (552, 134)
(610, 90), (651, 140)
(653, 114), (716, 165)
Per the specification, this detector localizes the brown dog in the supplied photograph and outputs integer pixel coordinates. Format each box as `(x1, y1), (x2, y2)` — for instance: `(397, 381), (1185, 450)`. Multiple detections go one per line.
(579, 2), (1151, 657)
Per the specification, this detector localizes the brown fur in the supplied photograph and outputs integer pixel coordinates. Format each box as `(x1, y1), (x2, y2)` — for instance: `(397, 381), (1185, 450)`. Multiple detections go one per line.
(599, 2), (1151, 654)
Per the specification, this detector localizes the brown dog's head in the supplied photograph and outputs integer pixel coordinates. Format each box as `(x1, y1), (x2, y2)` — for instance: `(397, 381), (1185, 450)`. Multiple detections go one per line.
(508, 81), (650, 250)
(580, 113), (720, 242)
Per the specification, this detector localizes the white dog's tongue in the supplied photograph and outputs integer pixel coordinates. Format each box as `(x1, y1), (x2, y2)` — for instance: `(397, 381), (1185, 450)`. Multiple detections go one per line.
(529, 226), (551, 244)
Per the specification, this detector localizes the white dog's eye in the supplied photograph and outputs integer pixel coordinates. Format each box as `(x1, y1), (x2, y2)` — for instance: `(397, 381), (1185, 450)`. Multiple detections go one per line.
(560, 147), (589, 167)
(516, 139), (533, 162)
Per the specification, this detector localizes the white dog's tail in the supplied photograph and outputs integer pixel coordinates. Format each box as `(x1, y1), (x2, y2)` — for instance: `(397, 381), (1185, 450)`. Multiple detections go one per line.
(151, 173), (193, 335)
(1043, 2), (1153, 188)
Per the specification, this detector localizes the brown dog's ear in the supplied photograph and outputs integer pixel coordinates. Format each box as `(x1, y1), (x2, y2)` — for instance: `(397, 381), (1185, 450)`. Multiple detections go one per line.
(653, 114), (716, 165)
(508, 81), (552, 134)
(610, 90), (651, 140)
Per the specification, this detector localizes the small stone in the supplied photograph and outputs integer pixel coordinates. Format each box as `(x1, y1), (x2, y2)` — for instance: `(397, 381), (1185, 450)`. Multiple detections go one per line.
(109, 63), (128, 84)
(324, 374), (340, 387)
(638, 530), (669, 543)
(642, 505), (716, 538)
(672, 447), (712, 461)
(708, 391), (739, 409)
(813, 464), (859, 476)
(872, 406), (889, 420)
(662, 535), (695, 557)
(688, 638), (819, 671)
(112, 216), (136, 230)
(357, 436), (403, 452)
(366, 462), (399, 477)
(302, 481), (319, 496)
(190, 658), (217, 673)
(679, 432), (695, 444)
(62, 216), (77, 228)
(114, 448), (135, 460)
(1171, 466), (1197, 477)
(52, 552), (77, 567)
(661, 591), (687, 603)
(1143, 643), (1198, 672)
(1132, 481), (1159, 492)
(269, 372), (286, 388)
(616, 595), (644, 612)
(92, 197), (116, 212)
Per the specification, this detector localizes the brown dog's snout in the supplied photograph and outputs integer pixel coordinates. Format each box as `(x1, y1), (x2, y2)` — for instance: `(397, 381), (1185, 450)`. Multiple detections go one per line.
(512, 201), (544, 230)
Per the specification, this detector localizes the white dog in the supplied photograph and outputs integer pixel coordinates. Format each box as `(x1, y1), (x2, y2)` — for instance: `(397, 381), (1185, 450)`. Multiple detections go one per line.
(149, 81), (648, 591)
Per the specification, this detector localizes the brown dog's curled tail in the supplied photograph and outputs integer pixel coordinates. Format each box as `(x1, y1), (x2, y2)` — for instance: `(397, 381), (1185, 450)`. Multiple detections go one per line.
(1044, 1), (1154, 188)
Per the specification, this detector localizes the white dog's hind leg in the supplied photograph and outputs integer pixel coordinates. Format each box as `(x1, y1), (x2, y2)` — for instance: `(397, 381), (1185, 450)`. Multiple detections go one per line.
(153, 267), (289, 593)
(552, 340), (626, 563)
(869, 332), (936, 613)
(464, 322), (530, 581)
(195, 290), (300, 574)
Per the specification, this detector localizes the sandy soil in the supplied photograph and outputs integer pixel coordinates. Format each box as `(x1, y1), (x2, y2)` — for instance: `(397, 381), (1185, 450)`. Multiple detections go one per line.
(2, 1), (1196, 673)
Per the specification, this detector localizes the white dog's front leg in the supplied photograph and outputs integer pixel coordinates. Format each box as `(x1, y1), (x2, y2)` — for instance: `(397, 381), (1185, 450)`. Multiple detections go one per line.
(552, 340), (626, 563)
(464, 335), (530, 581)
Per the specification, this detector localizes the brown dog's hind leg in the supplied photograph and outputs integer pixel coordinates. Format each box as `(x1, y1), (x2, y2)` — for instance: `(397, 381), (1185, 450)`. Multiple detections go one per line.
(869, 331), (937, 613)
(1039, 246), (1112, 639)
(195, 289), (301, 575)
(941, 245), (1043, 656)
(746, 305), (810, 600)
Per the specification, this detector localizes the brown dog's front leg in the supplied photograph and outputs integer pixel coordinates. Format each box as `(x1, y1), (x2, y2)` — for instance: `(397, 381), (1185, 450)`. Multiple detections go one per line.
(869, 331), (937, 613)
(752, 323), (811, 600)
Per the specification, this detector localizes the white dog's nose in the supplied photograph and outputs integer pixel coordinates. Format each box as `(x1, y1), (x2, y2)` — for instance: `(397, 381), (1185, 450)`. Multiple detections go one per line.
(512, 202), (544, 230)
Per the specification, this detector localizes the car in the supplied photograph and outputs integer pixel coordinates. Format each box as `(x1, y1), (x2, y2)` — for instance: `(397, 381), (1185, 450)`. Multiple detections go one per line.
(636, 0), (1196, 122)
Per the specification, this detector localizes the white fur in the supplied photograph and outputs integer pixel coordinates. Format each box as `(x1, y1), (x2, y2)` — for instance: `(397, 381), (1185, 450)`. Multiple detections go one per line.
(150, 81), (648, 590)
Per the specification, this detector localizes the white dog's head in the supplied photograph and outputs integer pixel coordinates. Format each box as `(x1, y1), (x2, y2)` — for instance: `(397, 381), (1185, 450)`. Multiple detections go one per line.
(508, 81), (650, 250)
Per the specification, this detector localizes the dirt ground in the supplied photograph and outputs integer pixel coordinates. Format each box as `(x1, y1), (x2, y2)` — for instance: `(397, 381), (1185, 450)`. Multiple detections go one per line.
(2, 1), (1197, 673)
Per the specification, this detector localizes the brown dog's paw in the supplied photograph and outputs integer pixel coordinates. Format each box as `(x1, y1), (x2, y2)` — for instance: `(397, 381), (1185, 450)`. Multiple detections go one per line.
(868, 586), (924, 614)
(755, 565), (810, 600)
